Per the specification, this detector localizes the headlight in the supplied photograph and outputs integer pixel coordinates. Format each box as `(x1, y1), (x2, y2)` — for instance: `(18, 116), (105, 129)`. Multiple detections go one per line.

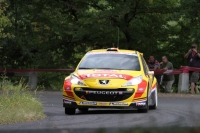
(70, 74), (86, 86)
(122, 75), (142, 86)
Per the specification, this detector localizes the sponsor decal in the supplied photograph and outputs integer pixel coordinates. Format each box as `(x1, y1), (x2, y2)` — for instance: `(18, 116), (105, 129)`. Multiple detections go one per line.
(79, 102), (97, 105)
(136, 102), (146, 106)
(79, 73), (133, 80)
(109, 102), (128, 106)
(98, 102), (107, 106)
(86, 91), (123, 95)
(64, 101), (72, 104)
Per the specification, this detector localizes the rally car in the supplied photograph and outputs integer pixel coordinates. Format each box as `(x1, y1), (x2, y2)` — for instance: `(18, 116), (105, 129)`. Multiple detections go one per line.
(63, 48), (158, 115)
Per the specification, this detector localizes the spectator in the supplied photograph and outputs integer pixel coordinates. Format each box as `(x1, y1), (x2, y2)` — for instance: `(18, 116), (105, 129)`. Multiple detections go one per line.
(147, 55), (161, 92)
(160, 56), (175, 93)
(184, 44), (200, 94)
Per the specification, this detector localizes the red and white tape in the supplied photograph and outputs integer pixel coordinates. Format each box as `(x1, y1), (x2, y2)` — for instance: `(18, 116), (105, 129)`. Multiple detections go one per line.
(0, 66), (199, 75)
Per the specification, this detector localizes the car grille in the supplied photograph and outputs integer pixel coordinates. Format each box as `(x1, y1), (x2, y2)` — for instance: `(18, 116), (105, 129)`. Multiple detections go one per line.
(74, 88), (134, 102)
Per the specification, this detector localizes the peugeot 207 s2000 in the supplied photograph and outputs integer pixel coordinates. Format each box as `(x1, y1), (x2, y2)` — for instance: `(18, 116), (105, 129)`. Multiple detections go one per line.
(63, 48), (158, 115)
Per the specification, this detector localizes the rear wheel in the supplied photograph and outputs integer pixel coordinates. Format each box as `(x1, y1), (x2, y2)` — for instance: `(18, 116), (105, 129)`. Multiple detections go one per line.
(65, 107), (76, 115)
(78, 108), (89, 113)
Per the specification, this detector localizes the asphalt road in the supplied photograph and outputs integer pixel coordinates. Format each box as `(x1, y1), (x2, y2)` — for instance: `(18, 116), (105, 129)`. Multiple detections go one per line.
(1, 92), (200, 131)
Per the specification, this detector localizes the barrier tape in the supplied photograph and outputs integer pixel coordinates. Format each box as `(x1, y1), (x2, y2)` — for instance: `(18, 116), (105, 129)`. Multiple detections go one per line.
(154, 70), (182, 75)
(0, 69), (74, 72)
(154, 66), (200, 75)
(0, 66), (200, 75)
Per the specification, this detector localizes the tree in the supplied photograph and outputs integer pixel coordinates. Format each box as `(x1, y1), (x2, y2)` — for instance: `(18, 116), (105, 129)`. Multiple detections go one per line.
(1, 0), (197, 89)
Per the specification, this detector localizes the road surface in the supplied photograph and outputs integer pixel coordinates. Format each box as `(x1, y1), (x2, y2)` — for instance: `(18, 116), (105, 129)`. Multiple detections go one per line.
(0, 92), (200, 132)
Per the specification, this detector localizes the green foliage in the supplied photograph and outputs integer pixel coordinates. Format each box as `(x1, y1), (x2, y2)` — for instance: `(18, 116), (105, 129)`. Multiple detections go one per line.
(0, 77), (45, 124)
(0, 0), (200, 89)
(37, 72), (70, 91)
(0, 2), (13, 39)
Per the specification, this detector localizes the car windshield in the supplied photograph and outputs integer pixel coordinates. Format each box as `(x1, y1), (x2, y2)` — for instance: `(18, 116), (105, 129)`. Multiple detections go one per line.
(78, 53), (141, 71)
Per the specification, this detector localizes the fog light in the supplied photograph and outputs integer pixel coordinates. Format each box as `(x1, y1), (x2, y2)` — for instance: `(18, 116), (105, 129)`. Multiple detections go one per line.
(75, 88), (82, 91)
(127, 88), (134, 91)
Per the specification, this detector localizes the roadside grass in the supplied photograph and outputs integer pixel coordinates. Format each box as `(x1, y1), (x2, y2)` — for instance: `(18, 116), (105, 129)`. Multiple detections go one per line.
(0, 77), (45, 124)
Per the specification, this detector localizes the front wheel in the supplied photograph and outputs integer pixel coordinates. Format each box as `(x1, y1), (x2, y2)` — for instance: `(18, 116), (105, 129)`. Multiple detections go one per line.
(149, 87), (158, 109)
(138, 100), (149, 113)
(65, 107), (76, 115)
(138, 85), (150, 113)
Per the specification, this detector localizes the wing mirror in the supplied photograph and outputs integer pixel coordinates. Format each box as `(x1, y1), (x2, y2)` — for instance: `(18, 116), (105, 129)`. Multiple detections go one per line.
(148, 71), (154, 75)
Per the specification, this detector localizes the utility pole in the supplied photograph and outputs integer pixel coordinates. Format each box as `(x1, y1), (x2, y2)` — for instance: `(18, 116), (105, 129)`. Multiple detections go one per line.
(117, 27), (119, 48)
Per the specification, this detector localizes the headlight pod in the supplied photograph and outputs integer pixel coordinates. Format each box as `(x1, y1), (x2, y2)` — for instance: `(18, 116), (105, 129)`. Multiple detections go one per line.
(70, 74), (86, 86)
(122, 75), (143, 86)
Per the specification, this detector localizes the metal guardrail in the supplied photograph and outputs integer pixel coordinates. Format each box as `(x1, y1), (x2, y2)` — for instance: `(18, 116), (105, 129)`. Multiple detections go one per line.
(0, 69), (74, 72)
(0, 66), (198, 74)
(0, 69), (74, 89)
(0, 66), (199, 92)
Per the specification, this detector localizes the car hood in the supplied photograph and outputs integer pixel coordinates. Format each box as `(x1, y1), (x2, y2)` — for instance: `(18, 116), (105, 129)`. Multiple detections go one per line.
(74, 69), (143, 88)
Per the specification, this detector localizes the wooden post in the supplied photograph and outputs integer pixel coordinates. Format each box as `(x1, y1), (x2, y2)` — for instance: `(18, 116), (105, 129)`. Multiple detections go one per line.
(28, 72), (38, 89)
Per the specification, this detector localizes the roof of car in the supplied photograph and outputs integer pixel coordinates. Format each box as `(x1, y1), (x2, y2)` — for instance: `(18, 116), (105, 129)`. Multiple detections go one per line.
(89, 48), (143, 55)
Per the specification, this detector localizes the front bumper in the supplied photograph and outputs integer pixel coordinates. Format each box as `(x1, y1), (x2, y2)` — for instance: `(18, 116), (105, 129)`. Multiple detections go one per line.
(63, 99), (147, 109)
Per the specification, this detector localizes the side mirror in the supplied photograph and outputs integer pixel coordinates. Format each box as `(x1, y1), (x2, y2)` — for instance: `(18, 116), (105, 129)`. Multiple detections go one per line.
(148, 71), (154, 75)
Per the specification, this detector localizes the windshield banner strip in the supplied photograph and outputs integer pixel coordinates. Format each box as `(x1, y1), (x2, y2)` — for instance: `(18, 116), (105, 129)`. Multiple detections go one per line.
(87, 52), (137, 56)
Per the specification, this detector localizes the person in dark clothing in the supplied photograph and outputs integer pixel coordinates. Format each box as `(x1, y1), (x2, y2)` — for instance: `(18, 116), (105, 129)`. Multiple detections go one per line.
(184, 44), (200, 93)
(147, 55), (161, 92)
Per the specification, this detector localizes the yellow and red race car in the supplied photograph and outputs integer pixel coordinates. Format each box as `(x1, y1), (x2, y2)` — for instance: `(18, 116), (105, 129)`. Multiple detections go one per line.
(63, 48), (158, 114)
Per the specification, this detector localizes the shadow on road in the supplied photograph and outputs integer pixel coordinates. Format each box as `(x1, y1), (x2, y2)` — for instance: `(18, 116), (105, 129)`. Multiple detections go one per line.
(76, 109), (143, 115)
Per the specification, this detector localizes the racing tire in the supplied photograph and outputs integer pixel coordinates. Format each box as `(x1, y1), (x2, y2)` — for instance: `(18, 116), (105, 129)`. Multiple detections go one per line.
(149, 87), (158, 110)
(137, 100), (149, 113)
(65, 107), (76, 115)
(78, 108), (89, 113)
(138, 85), (149, 113)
